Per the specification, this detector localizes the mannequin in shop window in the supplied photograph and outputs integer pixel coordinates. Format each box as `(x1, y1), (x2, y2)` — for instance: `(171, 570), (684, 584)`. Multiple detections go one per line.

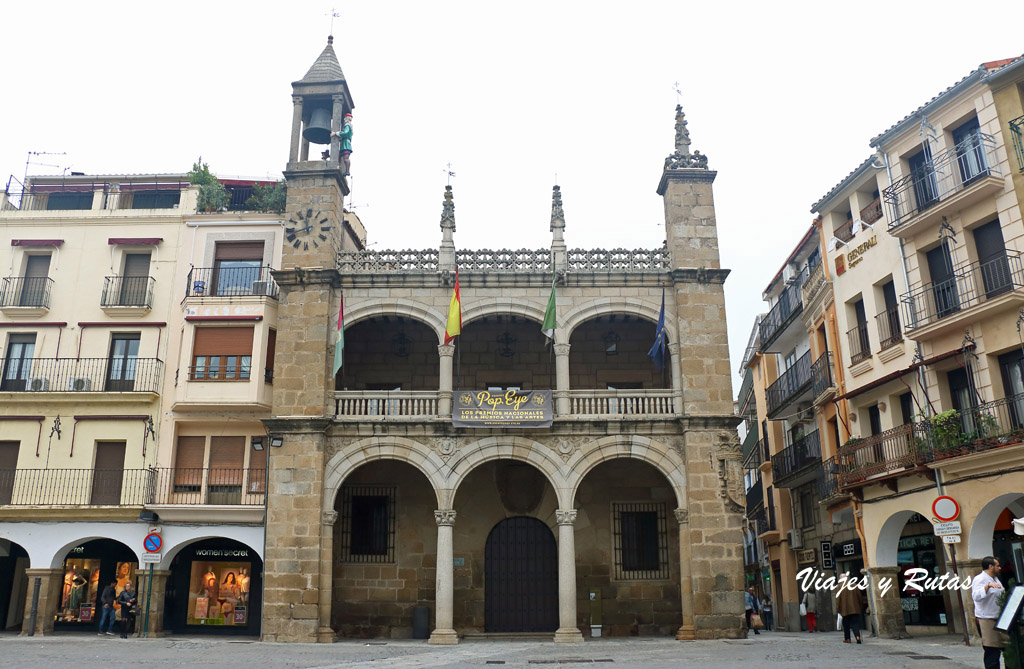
(221, 572), (240, 621)
(237, 567), (250, 606)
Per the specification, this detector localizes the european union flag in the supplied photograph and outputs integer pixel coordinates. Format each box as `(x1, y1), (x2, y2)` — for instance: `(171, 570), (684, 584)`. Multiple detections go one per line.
(648, 289), (667, 369)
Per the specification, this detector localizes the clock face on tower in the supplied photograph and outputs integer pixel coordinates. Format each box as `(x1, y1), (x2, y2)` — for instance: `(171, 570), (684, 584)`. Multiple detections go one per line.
(285, 208), (331, 250)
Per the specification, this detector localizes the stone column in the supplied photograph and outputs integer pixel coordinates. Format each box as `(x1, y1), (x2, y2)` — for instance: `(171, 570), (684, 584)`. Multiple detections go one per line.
(318, 510), (338, 642)
(553, 343), (571, 416)
(289, 96), (304, 164)
(958, 558), (983, 642)
(429, 509), (459, 645)
(330, 95), (345, 168)
(865, 566), (907, 639)
(674, 508), (696, 640)
(20, 568), (63, 636)
(554, 509), (584, 643)
(668, 342), (683, 413)
(135, 568), (172, 637)
(438, 344), (455, 417)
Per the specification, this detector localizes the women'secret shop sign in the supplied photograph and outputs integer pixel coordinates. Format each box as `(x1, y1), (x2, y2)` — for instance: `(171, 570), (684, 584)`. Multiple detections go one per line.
(195, 550), (249, 558)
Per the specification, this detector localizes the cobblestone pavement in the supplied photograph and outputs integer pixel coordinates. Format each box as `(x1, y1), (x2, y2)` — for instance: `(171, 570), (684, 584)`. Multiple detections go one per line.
(0, 631), (984, 668)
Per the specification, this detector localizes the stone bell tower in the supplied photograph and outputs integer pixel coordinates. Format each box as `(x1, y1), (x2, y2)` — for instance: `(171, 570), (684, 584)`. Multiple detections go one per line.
(262, 36), (354, 643)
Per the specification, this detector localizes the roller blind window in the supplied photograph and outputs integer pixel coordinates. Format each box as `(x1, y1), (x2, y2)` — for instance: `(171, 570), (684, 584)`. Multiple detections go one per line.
(191, 327), (254, 380)
(209, 436), (245, 486)
(174, 436), (206, 490)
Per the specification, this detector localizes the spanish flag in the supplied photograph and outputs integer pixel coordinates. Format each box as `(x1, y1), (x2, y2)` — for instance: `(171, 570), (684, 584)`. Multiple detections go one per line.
(444, 269), (462, 345)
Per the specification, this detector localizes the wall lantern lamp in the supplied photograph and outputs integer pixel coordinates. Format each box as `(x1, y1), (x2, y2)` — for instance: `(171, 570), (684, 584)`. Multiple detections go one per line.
(392, 330), (411, 358)
(270, 436), (284, 448)
(251, 436), (265, 451)
(603, 331), (620, 355)
(497, 330), (517, 358)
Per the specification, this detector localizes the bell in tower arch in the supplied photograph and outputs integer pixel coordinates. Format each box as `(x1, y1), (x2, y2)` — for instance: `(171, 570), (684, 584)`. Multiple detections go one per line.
(303, 103), (333, 145)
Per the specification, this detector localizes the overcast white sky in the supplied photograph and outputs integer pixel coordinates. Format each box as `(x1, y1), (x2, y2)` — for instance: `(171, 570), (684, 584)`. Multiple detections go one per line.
(2, 1), (1022, 393)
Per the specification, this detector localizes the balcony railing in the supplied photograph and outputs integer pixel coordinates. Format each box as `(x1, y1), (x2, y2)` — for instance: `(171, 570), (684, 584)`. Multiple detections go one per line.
(749, 507), (775, 535)
(745, 477), (764, 512)
(801, 260), (828, 308)
(737, 368), (754, 413)
(185, 266), (279, 298)
(846, 322), (871, 364)
(838, 423), (922, 487)
(189, 355), (251, 381)
(771, 430), (821, 487)
(2, 179), (187, 212)
(901, 251), (1024, 332)
(0, 467), (265, 507)
(765, 350), (812, 418)
(1009, 114), (1024, 172)
(883, 132), (1001, 229)
(742, 429), (761, 469)
(569, 389), (677, 417)
(921, 392), (1024, 462)
(0, 358), (162, 393)
(860, 196), (883, 225)
(875, 307), (902, 350)
(759, 267), (807, 350)
(0, 276), (54, 308)
(817, 457), (843, 500)
(811, 351), (834, 399)
(335, 390), (440, 419)
(101, 275), (155, 308)
(835, 220), (854, 243)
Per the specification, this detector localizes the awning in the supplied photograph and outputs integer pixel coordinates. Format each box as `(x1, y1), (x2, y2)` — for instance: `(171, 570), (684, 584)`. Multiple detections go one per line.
(833, 345), (974, 402)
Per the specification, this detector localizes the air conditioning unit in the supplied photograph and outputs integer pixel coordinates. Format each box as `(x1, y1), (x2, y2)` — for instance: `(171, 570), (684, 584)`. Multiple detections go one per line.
(251, 281), (274, 297)
(28, 377), (50, 391)
(788, 528), (804, 549)
(67, 377), (92, 392)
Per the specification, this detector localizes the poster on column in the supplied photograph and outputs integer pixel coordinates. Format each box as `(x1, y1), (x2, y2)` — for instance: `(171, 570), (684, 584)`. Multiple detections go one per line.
(452, 390), (552, 427)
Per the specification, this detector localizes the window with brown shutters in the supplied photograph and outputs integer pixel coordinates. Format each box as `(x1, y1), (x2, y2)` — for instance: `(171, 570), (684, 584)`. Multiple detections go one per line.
(191, 327), (254, 380)
(215, 242), (264, 261)
(174, 436), (206, 490)
(209, 436), (245, 486)
(0, 441), (20, 506)
(265, 329), (277, 383)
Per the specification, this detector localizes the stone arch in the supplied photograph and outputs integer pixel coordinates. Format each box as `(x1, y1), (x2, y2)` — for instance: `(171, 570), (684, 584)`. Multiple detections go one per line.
(342, 299), (448, 344)
(322, 436), (447, 509)
(562, 298), (677, 346)
(566, 434), (686, 508)
(873, 509), (925, 567)
(49, 535), (141, 570)
(968, 492), (1024, 559)
(447, 436), (570, 509)
(461, 299), (547, 330)
(0, 535), (33, 569)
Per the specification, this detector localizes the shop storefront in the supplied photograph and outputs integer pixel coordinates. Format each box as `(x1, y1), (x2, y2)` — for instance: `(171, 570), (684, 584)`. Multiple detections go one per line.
(56, 539), (138, 629)
(897, 533), (947, 626)
(834, 538), (864, 577)
(164, 538), (261, 635)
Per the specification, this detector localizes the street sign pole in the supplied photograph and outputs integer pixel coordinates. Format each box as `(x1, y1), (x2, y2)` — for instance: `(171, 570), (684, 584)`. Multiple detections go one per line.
(948, 543), (970, 647)
(143, 563), (153, 638)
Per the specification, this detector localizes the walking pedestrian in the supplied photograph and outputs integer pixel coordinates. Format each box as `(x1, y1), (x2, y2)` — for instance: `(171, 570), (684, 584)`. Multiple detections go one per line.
(837, 575), (865, 644)
(802, 589), (817, 632)
(745, 587), (761, 636)
(117, 581), (137, 638)
(97, 580), (117, 636)
(762, 595), (773, 631)
(972, 556), (1008, 669)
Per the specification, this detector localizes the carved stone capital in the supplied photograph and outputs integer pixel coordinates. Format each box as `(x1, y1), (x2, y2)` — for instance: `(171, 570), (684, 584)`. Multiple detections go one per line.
(674, 508), (690, 525)
(292, 96), (303, 106)
(667, 341), (680, 355)
(434, 509), (457, 526)
(555, 509), (578, 526)
(553, 343), (571, 356)
(322, 510), (338, 526)
(438, 344), (455, 358)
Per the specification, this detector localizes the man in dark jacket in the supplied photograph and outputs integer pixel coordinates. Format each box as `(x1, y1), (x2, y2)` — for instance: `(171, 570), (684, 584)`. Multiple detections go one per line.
(98, 580), (117, 635)
(117, 582), (137, 638)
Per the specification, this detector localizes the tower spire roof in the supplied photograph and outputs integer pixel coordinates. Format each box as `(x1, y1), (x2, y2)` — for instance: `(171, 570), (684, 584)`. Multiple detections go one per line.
(550, 185), (565, 232)
(299, 36), (347, 83)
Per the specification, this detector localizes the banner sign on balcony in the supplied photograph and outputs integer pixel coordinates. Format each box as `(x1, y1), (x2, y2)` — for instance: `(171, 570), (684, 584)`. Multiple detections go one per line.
(453, 389), (552, 428)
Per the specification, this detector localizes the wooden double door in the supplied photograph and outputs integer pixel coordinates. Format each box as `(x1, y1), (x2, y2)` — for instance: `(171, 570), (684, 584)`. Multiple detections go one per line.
(484, 517), (558, 633)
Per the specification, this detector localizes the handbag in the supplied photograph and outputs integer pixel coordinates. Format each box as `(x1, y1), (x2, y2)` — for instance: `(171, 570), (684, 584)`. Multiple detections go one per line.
(836, 613), (843, 628)
(751, 613), (764, 629)
(799, 602), (807, 616)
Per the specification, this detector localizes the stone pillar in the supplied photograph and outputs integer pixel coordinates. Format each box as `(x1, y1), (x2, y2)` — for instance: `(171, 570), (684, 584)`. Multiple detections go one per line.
(865, 566), (907, 639)
(958, 558), (983, 642)
(554, 509), (584, 643)
(318, 510), (338, 642)
(301, 136), (310, 161)
(330, 95), (345, 168)
(553, 343), (571, 416)
(429, 509), (459, 645)
(438, 344), (455, 417)
(20, 568), (63, 636)
(668, 341), (683, 413)
(135, 568), (171, 637)
(289, 96), (303, 164)
(674, 508), (697, 640)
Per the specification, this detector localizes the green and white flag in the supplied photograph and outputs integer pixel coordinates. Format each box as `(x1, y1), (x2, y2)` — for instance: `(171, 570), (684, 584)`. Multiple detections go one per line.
(333, 293), (345, 377)
(541, 270), (557, 340)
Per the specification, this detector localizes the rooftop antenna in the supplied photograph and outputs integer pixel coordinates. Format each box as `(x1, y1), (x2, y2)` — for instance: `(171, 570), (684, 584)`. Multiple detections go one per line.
(443, 162), (456, 187)
(23, 151), (67, 187)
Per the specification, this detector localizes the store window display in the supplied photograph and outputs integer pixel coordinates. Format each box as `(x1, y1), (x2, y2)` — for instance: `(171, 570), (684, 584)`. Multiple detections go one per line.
(188, 561), (251, 625)
(59, 560), (99, 622)
(55, 540), (138, 629)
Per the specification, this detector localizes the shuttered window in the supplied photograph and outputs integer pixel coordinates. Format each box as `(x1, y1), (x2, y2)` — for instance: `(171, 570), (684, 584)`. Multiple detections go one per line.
(191, 327), (254, 380)
(215, 242), (264, 261)
(0, 441), (20, 506)
(265, 329), (277, 382)
(174, 436), (206, 490)
(209, 436), (245, 485)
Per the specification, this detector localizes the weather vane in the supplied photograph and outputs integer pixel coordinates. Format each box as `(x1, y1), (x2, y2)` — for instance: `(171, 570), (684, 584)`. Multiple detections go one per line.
(444, 162), (456, 187)
(672, 81), (682, 103)
(326, 7), (341, 34)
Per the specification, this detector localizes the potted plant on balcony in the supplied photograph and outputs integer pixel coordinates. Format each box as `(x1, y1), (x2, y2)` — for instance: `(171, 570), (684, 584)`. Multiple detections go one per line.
(929, 409), (967, 460)
(188, 158), (229, 213)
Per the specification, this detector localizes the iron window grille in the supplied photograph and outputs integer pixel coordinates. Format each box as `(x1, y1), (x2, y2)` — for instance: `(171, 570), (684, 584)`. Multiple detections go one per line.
(612, 502), (670, 580)
(339, 485), (396, 563)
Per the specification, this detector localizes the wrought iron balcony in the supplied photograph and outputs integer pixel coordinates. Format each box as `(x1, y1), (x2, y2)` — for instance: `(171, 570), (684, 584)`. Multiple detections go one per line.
(185, 266), (279, 298)
(771, 430), (821, 488)
(810, 351), (834, 399)
(834, 220), (855, 243)
(1010, 114), (1024, 172)
(759, 267), (807, 351)
(0, 276), (54, 308)
(0, 467), (265, 507)
(901, 250), (1024, 333)
(817, 457), (843, 501)
(860, 196), (883, 225)
(920, 392), (1024, 462)
(745, 477), (764, 513)
(883, 132), (1001, 229)
(737, 368), (754, 417)
(846, 322), (871, 364)
(101, 275), (155, 308)
(838, 423), (923, 488)
(749, 507), (776, 536)
(875, 307), (902, 350)
(742, 430), (762, 469)
(0, 358), (162, 393)
(1, 179), (186, 212)
(765, 350), (812, 418)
